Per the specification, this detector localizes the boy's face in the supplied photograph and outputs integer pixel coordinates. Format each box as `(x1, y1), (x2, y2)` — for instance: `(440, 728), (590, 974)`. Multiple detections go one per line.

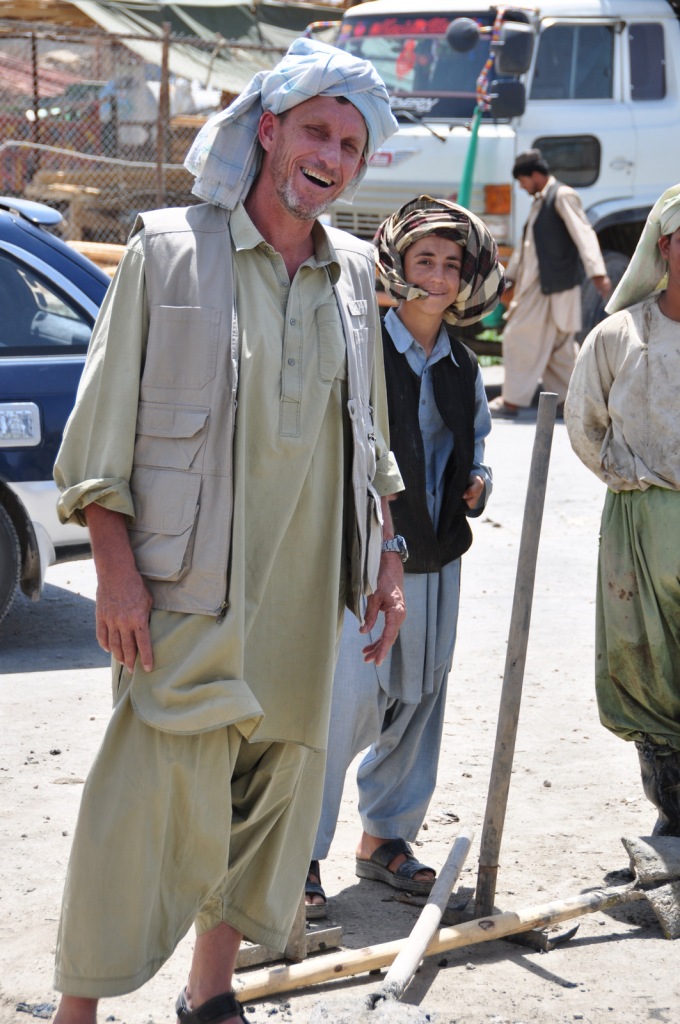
(403, 235), (464, 316)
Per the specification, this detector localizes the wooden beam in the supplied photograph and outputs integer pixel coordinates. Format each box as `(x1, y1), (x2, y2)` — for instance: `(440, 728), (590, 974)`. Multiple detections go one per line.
(0, 3), (97, 29)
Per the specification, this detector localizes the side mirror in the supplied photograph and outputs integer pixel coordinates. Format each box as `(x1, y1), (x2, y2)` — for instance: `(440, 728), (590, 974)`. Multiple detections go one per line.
(446, 17), (535, 77)
(494, 22), (535, 76)
(488, 80), (526, 119)
(446, 17), (480, 53)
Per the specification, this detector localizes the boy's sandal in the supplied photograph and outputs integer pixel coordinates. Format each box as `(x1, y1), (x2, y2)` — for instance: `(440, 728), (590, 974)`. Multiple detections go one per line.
(355, 837), (436, 894)
(305, 858), (328, 920)
(176, 987), (250, 1024)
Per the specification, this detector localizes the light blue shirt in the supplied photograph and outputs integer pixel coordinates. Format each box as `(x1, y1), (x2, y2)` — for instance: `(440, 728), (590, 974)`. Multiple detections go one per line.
(384, 307), (492, 530)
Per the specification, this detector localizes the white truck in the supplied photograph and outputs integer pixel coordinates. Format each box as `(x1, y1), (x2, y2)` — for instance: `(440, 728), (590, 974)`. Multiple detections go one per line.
(329, 0), (680, 334)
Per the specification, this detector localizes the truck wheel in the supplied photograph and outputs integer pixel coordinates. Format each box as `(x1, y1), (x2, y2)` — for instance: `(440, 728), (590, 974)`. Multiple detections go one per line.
(578, 250), (629, 343)
(0, 504), (21, 623)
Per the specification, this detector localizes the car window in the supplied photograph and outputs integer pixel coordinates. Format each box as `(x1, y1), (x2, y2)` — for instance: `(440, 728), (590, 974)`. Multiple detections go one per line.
(0, 252), (92, 356)
(532, 135), (601, 187)
(530, 24), (614, 100)
(336, 12), (504, 121)
(629, 23), (665, 101)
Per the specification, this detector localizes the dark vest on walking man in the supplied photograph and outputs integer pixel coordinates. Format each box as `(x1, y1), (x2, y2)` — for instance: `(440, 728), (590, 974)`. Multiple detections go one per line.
(532, 180), (581, 295)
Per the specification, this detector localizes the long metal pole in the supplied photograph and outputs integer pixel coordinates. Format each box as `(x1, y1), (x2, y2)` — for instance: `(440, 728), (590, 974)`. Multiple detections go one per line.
(474, 392), (558, 918)
(155, 22), (171, 209)
(31, 32), (40, 149)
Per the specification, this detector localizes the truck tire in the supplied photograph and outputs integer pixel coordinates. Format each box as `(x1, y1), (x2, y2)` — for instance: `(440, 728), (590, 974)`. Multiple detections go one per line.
(0, 504), (21, 623)
(578, 249), (629, 343)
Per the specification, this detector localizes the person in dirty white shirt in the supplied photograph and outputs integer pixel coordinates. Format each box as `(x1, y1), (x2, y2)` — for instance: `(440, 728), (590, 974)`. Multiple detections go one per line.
(565, 183), (680, 840)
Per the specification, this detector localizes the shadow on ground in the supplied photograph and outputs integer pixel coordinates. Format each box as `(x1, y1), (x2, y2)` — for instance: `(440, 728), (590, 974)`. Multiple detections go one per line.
(0, 582), (107, 672)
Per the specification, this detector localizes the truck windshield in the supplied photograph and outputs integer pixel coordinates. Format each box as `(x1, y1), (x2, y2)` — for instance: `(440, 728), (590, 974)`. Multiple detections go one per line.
(336, 12), (497, 121)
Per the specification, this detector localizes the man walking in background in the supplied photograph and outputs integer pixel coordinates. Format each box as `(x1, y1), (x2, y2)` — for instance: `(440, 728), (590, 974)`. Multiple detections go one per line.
(490, 149), (611, 418)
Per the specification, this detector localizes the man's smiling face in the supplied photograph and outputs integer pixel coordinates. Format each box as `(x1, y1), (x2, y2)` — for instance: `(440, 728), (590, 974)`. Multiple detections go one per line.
(258, 96), (367, 222)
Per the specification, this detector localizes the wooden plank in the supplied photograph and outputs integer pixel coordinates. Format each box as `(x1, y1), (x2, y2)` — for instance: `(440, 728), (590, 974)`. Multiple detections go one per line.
(0, 2), (96, 28)
(67, 239), (125, 274)
(236, 926), (342, 970)
(28, 166), (193, 191)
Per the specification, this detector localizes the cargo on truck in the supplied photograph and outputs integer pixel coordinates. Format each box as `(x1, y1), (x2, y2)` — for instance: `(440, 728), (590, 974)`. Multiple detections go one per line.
(327, 0), (680, 337)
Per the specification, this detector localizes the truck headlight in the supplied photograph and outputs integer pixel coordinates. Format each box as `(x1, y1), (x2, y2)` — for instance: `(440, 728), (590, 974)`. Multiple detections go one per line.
(0, 402), (41, 447)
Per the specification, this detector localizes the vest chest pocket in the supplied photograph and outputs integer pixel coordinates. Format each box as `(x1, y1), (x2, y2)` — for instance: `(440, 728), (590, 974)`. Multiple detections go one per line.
(143, 306), (221, 390)
(316, 302), (347, 384)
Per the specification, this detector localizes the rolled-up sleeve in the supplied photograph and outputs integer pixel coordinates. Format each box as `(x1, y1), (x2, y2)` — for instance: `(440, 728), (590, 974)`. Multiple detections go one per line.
(54, 236), (149, 525)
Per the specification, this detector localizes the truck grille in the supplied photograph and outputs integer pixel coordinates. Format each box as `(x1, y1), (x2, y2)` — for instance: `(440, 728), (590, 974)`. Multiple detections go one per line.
(333, 210), (384, 240)
(331, 184), (486, 240)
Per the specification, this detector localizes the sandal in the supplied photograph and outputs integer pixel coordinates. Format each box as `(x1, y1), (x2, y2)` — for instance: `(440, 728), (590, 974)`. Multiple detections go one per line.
(176, 987), (250, 1024)
(355, 838), (436, 894)
(305, 859), (328, 920)
(488, 396), (519, 418)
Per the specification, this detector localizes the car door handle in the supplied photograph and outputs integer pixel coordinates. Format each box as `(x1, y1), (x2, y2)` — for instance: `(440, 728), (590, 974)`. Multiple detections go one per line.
(609, 157), (635, 171)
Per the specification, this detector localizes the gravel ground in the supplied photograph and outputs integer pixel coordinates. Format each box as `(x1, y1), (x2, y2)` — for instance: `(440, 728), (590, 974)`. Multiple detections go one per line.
(1, 409), (678, 1024)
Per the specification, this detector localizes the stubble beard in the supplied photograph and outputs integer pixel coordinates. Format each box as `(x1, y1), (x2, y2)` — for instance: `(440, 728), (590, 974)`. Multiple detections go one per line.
(274, 175), (334, 222)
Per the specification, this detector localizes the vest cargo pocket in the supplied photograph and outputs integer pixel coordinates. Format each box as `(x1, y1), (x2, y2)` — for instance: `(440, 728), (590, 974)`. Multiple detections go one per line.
(128, 467), (201, 582)
(134, 402), (209, 471)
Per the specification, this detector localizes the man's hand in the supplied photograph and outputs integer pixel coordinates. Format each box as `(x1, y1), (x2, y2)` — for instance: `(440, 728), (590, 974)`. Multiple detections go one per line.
(592, 274), (612, 299)
(360, 551), (406, 666)
(462, 473), (485, 510)
(86, 503), (154, 673)
(95, 566), (154, 674)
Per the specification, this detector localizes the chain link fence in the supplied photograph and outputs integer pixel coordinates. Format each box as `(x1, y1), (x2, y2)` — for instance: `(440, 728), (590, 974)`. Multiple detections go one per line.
(0, 22), (288, 244)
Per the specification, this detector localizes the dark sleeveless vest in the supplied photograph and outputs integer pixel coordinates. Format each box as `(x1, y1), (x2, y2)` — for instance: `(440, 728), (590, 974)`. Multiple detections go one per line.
(532, 180), (581, 294)
(382, 319), (479, 574)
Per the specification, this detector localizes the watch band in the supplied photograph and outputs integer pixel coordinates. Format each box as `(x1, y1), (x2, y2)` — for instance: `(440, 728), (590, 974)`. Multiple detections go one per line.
(381, 534), (409, 563)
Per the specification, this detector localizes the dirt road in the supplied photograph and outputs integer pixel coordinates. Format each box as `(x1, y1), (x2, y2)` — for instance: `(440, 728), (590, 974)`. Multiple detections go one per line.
(1, 412), (678, 1024)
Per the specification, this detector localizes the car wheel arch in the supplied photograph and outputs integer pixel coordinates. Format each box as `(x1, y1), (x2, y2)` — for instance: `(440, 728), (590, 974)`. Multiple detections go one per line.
(0, 484), (42, 601)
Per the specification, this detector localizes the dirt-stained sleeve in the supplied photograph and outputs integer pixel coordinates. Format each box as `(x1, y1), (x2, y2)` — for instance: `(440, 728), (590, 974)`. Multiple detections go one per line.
(564, 313), (625, 483)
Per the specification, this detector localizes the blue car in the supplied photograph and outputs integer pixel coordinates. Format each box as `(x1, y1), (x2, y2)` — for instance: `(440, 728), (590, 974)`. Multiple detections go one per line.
(0, 197), (110, 622)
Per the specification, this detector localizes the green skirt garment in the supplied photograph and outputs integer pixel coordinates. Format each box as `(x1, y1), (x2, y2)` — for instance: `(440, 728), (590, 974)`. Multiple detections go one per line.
(596, 486), (680, 751)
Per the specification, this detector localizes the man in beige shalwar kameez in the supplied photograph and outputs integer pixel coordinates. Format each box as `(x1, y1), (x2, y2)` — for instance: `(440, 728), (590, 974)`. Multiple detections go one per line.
(51, 39), (405, 1024)
(490, 149), (610, 417)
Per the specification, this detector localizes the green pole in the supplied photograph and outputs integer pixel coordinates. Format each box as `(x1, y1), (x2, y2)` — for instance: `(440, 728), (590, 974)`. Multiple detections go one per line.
(458, 104), (506, 330)
(457, 104), (482, 210)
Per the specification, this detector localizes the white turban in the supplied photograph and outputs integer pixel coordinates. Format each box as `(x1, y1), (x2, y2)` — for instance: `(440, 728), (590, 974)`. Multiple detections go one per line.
(185, 37), (398, 211)
(606, 183), (680, 313)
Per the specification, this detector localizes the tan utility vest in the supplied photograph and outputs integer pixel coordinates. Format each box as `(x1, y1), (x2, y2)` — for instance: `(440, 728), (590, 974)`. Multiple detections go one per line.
(128, 202), (382, 618)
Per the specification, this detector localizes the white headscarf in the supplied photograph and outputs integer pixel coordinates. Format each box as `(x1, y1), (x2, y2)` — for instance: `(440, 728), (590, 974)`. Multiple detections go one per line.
(185, 37), (398, 211)
(606, 183), (680, 313)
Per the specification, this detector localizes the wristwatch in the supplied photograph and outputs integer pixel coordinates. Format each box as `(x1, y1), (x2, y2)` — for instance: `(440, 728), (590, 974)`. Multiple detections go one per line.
(381, 534), (409, 563)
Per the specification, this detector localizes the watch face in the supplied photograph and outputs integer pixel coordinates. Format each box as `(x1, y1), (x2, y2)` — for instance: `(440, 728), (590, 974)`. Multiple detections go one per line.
(383, 535), (408, 561)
